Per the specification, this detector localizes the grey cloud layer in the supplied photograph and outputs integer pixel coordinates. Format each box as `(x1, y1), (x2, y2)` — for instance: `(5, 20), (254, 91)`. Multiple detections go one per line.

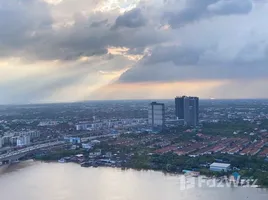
(1, 0), (268, 103)
(0, 0), (255, 62)
(0, 0), (52, 57)
(117, 0), (268, 83)
(119, 41), (268, 83)
(0, 0), (167, 62)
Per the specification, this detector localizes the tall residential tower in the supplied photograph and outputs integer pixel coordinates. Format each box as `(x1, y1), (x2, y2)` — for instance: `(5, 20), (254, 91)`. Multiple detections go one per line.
(175, 96), (199, 127)
(148, 102), (165, 129)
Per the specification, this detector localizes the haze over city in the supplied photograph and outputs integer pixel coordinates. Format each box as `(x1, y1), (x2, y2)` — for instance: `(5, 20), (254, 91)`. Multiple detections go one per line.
(2, 1), (268, 199)
(1, 0), (268, 104)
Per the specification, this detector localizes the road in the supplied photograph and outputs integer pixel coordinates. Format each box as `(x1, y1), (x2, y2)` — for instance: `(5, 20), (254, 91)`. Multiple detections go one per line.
(0, 134), (116, 162)
(0, 141), (64, 162)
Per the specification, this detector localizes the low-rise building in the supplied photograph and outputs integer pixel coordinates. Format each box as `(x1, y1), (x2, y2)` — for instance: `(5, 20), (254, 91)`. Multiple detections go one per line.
(210, 162), (231, 172)
(82, 143), (92, 150)
(64, 136), (81, 144)
(89, 149), (102, 157)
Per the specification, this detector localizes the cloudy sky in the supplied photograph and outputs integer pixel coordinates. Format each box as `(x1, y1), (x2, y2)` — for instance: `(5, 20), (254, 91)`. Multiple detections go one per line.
(0, 0), (268, 104)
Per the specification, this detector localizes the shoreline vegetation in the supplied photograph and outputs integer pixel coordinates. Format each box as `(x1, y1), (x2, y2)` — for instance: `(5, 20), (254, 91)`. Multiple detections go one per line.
(34, 148), (268, 188)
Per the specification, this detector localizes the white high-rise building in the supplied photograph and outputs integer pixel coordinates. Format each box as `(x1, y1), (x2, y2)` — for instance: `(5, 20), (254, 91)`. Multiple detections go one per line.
(148, 102), (165, 129)
(17, 135), (31, 147)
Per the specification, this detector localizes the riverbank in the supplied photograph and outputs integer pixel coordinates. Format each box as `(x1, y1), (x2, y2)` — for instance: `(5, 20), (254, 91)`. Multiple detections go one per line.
(34, 156), (266, 188)
(32, 145), (268, 188)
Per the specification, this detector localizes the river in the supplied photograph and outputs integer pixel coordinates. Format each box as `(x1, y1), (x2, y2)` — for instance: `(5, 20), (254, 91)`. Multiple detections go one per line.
(0, 161), (268, 200)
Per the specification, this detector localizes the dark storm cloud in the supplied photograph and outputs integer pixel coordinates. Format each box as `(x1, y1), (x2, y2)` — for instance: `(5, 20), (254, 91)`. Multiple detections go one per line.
(164, 0), (253, 28)
(112, 8), (147, 29)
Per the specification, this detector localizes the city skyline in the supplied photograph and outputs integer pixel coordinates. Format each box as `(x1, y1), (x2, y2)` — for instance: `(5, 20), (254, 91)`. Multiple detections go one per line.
(1, 0), (268, 104)
(1, 90), (268, 191)
(1, 97), (268, 106)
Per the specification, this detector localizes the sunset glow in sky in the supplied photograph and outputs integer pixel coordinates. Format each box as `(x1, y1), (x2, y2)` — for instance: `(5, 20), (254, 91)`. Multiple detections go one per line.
(1, 0), (268, 104)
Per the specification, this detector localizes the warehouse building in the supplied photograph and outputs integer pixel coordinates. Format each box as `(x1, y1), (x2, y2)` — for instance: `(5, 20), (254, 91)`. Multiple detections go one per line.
(209, 162), (231, 172)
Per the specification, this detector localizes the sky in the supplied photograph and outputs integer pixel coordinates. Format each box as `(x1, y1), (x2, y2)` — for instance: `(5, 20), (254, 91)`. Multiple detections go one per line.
(1, 0), (268, 104)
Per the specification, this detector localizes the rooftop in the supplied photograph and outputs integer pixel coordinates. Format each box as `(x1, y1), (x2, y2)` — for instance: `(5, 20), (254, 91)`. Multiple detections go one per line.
(210, 162), (231, 168)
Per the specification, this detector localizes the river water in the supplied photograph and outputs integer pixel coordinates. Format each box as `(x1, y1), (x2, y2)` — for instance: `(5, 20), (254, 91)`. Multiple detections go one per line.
(0, 161), (268, 200)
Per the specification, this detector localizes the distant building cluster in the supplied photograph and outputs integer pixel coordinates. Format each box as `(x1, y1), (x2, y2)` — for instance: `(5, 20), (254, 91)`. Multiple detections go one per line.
(75, 118), (147, 131)
(38, 121), (59, 126)
(0, 131), (40, 148)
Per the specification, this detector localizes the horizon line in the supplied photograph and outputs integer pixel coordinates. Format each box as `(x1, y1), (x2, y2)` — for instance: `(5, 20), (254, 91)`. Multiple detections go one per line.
(1, 98), (268, 106)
